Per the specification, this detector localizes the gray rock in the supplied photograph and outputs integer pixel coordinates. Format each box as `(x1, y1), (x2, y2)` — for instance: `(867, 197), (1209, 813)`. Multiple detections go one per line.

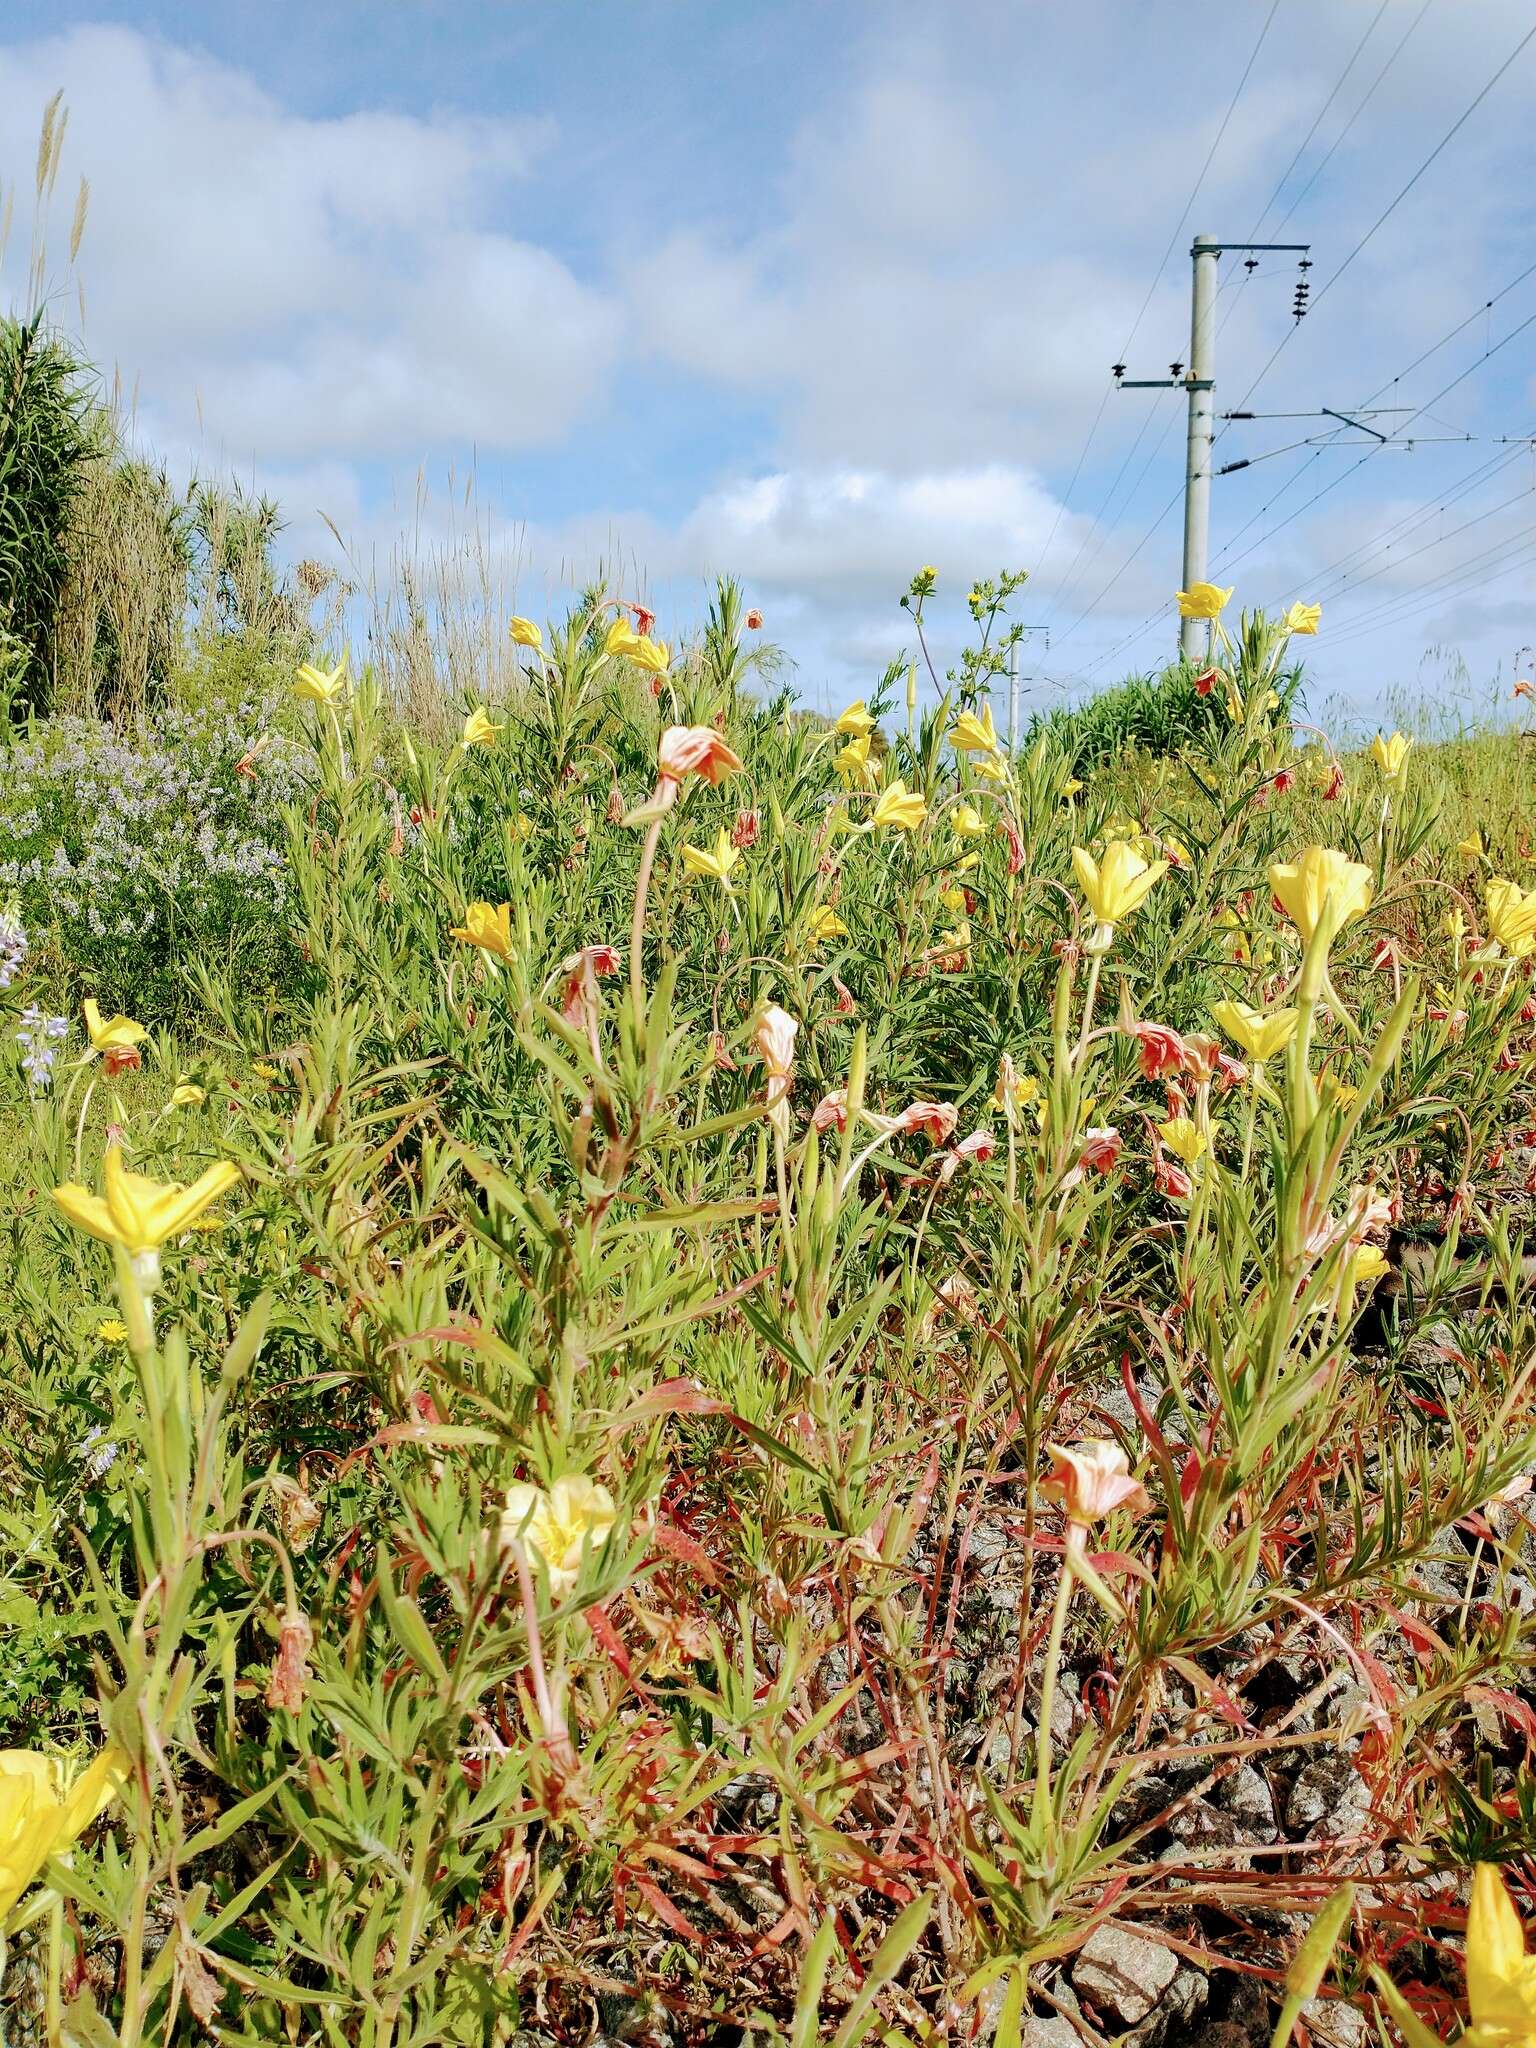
(1071, 1923), (1179, 2026)
(1165, 1796), (1242, 1848)
(1301, 1994), (1368, 2045)
(1017, 2022), (1083, 2047)
(1123, 1965), (1209, 2047)
(1216, 1763), (1277, 1838)
(1286, 1754), (1371, 1837)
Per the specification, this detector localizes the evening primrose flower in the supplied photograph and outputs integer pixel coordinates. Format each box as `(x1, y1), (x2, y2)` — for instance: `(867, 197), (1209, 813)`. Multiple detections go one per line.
(1072, 841), (1168, 936)
(872, 779), (927, 831)
(953, 802), (986, 838)
(1460, 829), (1486, 858)
(509, 616), (544, 651)
(834, 700), (875, 737)
(656, 726), (742, 789)
(681, 828), (741, 891)
(1209, 999), (1298, 1066)
(450, 901), (516, 964)
(992, 1056), (1040, 1125)
(950, 703), (999, 754)
(834, 734), (879, 788)
(1175, 582), (1233, 621)
(500, 1475), (617, 1597)
(1369, 730), (1413, 782)
(1460, 1862), (1536, 2045)
(756, 1003), (799, 1139)
(459, 705), (503, 751)
(1485, 877), (1536, 958)
(807, 904), (848, 943)
(54, 1146), (240, 1260)
(1347, 1242), (1390, 1300)
(1157, 1116), (1208, 1170)
(1269, 847), (1373, 949)
(294, 659), (348, 705)
(83, 1000), (145, 1056)
(1041, 1442), (1150, 1527)
(169, 1081), (206, 1109)
(0, 1746), (131, 1921)
(1282, 600), (1322, 635)
(604, 616), (670, 673)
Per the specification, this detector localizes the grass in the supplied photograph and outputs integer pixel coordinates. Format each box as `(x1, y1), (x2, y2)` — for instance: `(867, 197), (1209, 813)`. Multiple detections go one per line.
(1, 588), (1536, 2045)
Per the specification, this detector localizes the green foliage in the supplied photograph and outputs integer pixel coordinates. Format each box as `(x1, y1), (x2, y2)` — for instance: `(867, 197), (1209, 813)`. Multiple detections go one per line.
(1026, 652), (1305, 771)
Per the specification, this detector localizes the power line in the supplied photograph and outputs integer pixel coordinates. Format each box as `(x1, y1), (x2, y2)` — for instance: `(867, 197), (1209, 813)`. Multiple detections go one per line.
(1322, 503), (1536, 647)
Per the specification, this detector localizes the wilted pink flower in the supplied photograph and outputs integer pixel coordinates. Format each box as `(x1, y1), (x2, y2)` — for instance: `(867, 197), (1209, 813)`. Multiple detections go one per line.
(606, 783), (625, 824)
(1193, 668), (1218, 698)
(559, 945), (620, 1026)
(954, 1129), (995, 1162)
(731, 807), (760, 849)
(756, 1004), (799, 1137)
(1372, 937), (1398, 972)
(1130, 1022), (1188, 1082)
(708, 1030), (736, 1072)
(811, 1089), (848, 1133)
(103, 1046), (142, 1078)
(1155, 1157), (1193, 1200)
(1272, 768), (1294, 795)
(1322, 762), (1345, 800)
(266, 1606), (314, 1714)
(1213, 1051), (1248, 1092)
(1041, 1441), (1149, 1526)
(631, 604), (657, 637)
(895, 1100), (959, 1145)
(1078, 1127), (1122, 1173)
(745, 607), (764, 631)
(1001, 816), (1025, 875)
(657, 726), (744, 791)
(1180, 1033), (1221, 1085)
(832, 977), (857, 1016)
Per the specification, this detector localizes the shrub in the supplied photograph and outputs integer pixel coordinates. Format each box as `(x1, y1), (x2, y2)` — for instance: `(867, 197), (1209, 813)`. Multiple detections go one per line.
(1027, 651), (1305, 770)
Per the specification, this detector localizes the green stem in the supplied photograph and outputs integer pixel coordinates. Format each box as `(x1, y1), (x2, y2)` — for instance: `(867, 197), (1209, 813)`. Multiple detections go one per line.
(1034, 1539), (1076, 1816)
(629, 815), (665, 1018)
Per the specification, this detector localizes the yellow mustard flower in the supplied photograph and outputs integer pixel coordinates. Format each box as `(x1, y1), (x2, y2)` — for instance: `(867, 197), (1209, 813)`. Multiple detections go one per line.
(83, 1000), (145, 1055)
(500, 1475), (617, 1596)
(1369, 730), (1413, 782)
(509, 616), (544, 651)
(294, 659), (348, 705)
(950, 703), (999, 754)
(1268, 847), (1373, 949)
(450, 902), (516, 963)
(1072, 841), (1168, 929)
(1209, 1000), (1298, 1066)
(0, 1747), (130, 1921)
(1486, 876), (1536, 959)
(95, 1319), (129, 1344)
(459, 706), (503, 751)
(807, 905), (848, 943)
(681, 828), (741, 891)
(872, 780), (927, 831)
(1175, 582), (1233, 621)
(834, 700), (875, 737)
(1282, 600), (1322, 635)
(54, 1146), (240, 1257)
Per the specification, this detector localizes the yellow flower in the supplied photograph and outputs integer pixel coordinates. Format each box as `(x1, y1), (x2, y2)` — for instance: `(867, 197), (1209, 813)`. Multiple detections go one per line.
(169, 1082), (206, 1109)
(54, 1146), (240, 1257)
(1347, 1243), (1390, 1299)
(1369, 730), (1413, 782)
(972, 750), (1009, 782)
(294, 659), (348, 705)
(450, 901), (516, 963)
(95, 1319), (129, 1344)
(1209, 999), (1298, 1066)
(953, 802), (986, 838)
(604, 616), (670, 673)
(950, 703), (999, 754)
(0, 1747), (130, 1921)
(500, 1475), (617, 1596)
(835, 733), (878, 788)
(808, 905), (848, 943)
(1282, 600), (1322, 636)
(1063, 778), (1084, 799)
(681, 828), (741, 891)
(1268, 847), (1373, 949)
(1175, 582), (1233, 621)
(1157, 1116), (1208, 1169)
(1460, 830), (1485, 858)
(1444, 907), (1467, 943)
(509, 616), (544, 651)
(919, 564), (937, 580)
(1071, 841), (1168, 928)
(872, 779), (927, 831)
(83, 1000), (145, 1054)
(937, 919), (971, 959)
(940, 884), (968, 914)
(834, 700), (875, 737)
(993, 1063), (1039, 1117)
(1464, 1862), (1536, 2044)
(1486, 877), (1536, 959)
(252, 1060), (281, 1082)
(459, 706), (503, 751)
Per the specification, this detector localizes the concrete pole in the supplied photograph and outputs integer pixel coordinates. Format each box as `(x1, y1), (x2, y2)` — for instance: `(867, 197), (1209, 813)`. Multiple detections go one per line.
(1179, 233), (1220, 663)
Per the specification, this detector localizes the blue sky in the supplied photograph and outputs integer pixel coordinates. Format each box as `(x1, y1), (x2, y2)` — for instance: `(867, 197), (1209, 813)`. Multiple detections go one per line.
(3, 1), (1535, 729)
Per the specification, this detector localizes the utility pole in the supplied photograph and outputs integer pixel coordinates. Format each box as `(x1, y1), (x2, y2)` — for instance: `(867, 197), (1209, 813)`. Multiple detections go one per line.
(1007, 626), (1050, 749)
(1114, 235), (1310, 661)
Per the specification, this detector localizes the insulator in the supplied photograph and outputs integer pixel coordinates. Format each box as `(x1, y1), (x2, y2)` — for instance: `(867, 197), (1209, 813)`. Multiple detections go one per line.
(1170, 361), (1184, 379)
(1111, 363), (1126, 380)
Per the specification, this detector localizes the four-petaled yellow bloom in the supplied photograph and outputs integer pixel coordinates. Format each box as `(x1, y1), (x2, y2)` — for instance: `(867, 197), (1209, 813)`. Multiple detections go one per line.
(294, 659), (348, 705)
(1282, 600), (1322, 636)
(1269, 847), (1374, 950)
(500, 1474), (618, 1597)
(872, 779), (928, 832)
(1176, 582), (1233, 621)
(834, 700), (875, 737)
(949, 703), (999, 754)
(1209, 1000), (1298, 1066)
(1369, 730), (1413, 782)
(681, 828), (741, 891)
(1486, 877), (1536, 959)
(1072, 841), (1168, 930)
(0, 1746), (130, 1921)
(1459, 830), (1485, 858)
(1157, 1116), (1208, 1169)
(83, 1000), (146, 1054)
(509, 616), (544, 651)
(450, 901), (516, 963)
(54, 1146), (240, 1256)
(169, 1081), (206, 1108)
(807, 905), (848, 943)
(604, 616), (670, 673)
(459, 706), (503, 751)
